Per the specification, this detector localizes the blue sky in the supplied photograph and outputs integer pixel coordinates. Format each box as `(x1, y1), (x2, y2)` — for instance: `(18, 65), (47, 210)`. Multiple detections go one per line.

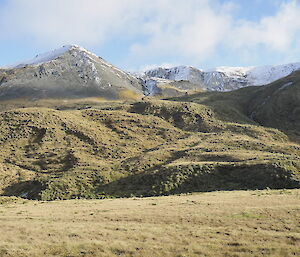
(0, 0), (300, 71)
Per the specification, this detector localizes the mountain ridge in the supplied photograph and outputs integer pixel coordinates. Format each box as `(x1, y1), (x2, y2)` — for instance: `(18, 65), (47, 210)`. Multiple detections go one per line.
(141, 62), (300, 92)
(1, 45), (300, 100)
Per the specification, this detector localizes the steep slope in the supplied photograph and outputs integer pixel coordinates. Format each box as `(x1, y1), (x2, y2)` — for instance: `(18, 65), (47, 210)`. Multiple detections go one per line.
(246, 71), (300, 135)
(0, 45), (143, 100)
(142, 62), (300, 92)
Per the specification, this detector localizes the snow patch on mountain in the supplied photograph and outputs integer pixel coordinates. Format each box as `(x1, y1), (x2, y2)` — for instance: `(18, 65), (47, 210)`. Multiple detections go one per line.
(143, 79), (160, 96)
(213, 63), (300, 86)
(145, 66), (201, 81)
(0, 44), (143, 100)
(7, 44), (106, 69)
(10, 45), (74, 68)
(142, 62), (300, 91)
(69, 46), (101, 85)
(246, 63), (300, 85)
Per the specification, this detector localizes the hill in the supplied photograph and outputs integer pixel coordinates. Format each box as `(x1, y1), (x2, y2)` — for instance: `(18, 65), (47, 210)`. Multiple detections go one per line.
(173, 70), (300, 138)
(0, 71), (300, 199)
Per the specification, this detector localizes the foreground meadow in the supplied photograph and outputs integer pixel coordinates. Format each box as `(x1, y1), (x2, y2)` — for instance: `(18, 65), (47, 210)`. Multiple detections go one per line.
(0, 189), (299, 257)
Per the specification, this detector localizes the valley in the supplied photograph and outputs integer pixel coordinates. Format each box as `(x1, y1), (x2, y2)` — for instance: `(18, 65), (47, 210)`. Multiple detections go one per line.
(1, 2), (300, 257)
(0, 45), (299, 200)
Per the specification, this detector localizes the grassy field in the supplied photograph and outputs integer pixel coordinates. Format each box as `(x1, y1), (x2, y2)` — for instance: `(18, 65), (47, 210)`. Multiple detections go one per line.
(0, 189), (299, 257)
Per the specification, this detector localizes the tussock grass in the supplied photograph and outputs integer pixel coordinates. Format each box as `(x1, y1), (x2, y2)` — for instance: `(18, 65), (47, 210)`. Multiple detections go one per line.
(118, 89), (141, 100)
(0, 93), (299, 199)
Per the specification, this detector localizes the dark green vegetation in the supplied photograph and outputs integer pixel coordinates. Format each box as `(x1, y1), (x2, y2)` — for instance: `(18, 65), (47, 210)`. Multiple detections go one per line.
(0, 72), (300, 200)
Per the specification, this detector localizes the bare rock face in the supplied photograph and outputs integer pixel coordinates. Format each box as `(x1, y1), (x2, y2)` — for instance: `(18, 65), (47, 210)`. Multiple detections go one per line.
(0, 45), (143, 100)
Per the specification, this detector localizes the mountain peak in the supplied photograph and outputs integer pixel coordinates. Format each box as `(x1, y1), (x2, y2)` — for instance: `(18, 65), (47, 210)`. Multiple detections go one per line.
(0, 44), (143, 100)
(9, 44), (93, 68)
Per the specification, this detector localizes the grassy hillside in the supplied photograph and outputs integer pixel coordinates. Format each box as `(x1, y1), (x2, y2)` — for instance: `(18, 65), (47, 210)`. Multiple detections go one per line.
(0, 79), (299, 199)
(172, 70), (300, 138)
(0, 189), (299, 257)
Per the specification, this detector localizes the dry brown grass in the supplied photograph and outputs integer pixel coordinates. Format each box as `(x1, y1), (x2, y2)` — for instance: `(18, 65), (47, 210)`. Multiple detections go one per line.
(0, 189), (299, 257)
(0, 97), (130, 112)
(118, 89), (142, 101)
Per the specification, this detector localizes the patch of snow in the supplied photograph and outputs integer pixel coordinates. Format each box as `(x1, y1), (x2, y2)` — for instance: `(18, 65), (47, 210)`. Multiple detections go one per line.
(69, 48), (101, 84)
(247, 63), (300, 85)
(141, 62), (300, 91)
(210, 66), (254, 76)
(10, 45), (75, 68)
(208, 63), (300, 86)
(143, 79), (159, 96)
(278, 82), (293, 90)
(275, 82), (293, 94)
(145, 66), (198, 81)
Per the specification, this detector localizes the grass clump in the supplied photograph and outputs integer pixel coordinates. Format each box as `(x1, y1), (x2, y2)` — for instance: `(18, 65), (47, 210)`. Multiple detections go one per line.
(39, 172), (106, 200)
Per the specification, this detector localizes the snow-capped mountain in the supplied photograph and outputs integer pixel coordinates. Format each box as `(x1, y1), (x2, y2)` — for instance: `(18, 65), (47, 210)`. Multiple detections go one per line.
(145, 66), (205, 87)
(1, 44), (300, 99)
(142, 63), (300, 92)
(0, 45), (142, 100)
(8, 45), (75, 68)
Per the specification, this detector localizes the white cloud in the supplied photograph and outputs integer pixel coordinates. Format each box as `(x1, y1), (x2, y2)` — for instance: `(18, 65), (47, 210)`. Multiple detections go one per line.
(0, 0), (144, 45)
(229, 1), (300, 51)
(0, 0), (233, 50)
(130, 0), (233, 62)
(1, 0), (300, 67)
